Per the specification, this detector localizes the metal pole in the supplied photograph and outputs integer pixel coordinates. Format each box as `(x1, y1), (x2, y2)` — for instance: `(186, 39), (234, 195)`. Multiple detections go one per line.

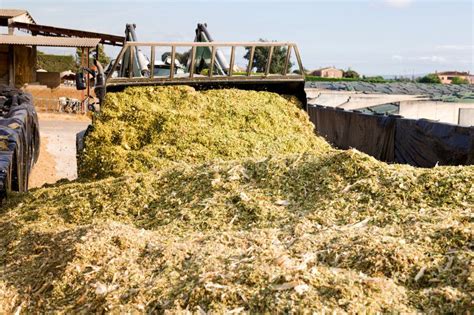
(293, 46), (305, 76)
(86, 47), (90, 113)
(265, 46), (274, 76)
(189, 46), (196, 78)
(129, 47), (134, 78)
(170, 46), (176, 79)
(81, 47), (85, 106)
(150, 46), (155, 79)
(228, 46), (235, 76)
(283, 45), (291, 75)
(247, 46), (255, 76)
(209, 46), (216, 77)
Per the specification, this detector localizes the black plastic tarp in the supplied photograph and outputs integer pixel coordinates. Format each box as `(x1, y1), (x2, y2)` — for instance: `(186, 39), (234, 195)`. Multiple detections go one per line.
(0, 85), (40, 198)
(308, 105), (396, 161)
(395, 119), (474, 167)
(307, 104), (474, 167)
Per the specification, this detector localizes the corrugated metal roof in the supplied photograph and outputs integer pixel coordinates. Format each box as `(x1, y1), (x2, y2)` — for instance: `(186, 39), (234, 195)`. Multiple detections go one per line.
(0, 35), (100, 47)
(11, 21), (124, 46)
(0, 9), (27, 18)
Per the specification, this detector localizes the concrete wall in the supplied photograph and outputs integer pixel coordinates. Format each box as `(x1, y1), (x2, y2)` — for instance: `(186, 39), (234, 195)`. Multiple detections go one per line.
(399, 100), (474, 126)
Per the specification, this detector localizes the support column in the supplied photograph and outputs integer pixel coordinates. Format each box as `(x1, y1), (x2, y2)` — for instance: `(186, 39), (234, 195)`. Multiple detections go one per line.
(81, 47), (85, 110)
(8, 45), (15, 87)
(86, 48), (90, 113)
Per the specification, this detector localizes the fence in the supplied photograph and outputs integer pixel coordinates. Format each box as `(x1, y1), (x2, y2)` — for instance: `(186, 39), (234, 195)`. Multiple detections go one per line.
(308, 105), (474, 167)
(33, 97), (61, 112)
(33, 97), (88, 114)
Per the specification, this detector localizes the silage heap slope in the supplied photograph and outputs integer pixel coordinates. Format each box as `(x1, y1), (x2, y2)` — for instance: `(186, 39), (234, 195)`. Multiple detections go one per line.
(1, 150), (473, 312)
(79, 86), (329, 179)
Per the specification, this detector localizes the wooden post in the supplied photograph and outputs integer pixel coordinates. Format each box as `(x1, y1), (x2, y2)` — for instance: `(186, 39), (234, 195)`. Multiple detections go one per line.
(8, 45), (15, 87)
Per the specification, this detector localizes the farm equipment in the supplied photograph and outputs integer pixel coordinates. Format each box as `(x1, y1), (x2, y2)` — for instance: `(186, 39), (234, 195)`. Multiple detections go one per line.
(75, 23), (307, 154)
(76, 23), (307, 109)
(0, 85), (40, 199)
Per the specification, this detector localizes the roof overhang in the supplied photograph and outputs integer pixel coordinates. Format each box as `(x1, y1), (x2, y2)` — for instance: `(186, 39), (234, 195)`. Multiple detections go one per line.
(11, 21), (124, 46)
(0, 9), (35, 26)
(0, 35), (100, 48)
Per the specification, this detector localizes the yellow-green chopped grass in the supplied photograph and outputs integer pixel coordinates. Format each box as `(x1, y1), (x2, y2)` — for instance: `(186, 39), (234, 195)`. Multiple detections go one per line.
(78, 86), (329, 179)
(1, 150), (472, 313)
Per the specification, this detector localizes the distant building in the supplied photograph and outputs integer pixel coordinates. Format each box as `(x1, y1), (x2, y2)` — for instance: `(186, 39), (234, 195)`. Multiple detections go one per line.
(436, 71), (472, 84)
(0, 8), (123, 87)
(310, 67), (343, 78)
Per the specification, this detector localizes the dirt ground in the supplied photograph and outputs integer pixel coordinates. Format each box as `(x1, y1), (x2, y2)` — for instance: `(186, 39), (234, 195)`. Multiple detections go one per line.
(29, 112), (91, 189)
(28, 137), (57, 188)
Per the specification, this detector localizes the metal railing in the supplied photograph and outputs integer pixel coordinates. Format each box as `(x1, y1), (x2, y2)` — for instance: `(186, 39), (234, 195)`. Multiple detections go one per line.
(106, 41), (305, 85)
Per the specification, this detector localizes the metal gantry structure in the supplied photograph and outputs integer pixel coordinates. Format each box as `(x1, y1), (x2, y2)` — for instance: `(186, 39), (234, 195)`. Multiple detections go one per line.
(106, 41), (305, 85)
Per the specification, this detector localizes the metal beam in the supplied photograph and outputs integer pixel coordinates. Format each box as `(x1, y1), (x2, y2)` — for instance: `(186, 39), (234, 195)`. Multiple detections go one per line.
(11, 21), (125, 46)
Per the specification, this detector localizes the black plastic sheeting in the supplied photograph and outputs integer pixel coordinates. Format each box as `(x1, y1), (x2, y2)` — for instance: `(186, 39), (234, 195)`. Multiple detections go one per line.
(308, 104), (474, 167)
(0, 85), (40, 199)
(394, 119), (474, 167)
(306, 81), (474, 102)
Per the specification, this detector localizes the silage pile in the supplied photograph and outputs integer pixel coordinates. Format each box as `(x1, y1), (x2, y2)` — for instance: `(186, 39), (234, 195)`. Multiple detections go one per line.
(0, 87), (472, 313)
(1, 151), (473, 313)
(79, 86), (329, 178)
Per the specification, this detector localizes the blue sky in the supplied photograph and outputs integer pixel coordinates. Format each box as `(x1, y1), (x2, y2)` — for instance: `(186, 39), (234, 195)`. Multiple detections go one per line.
(1, 0), (473, 75)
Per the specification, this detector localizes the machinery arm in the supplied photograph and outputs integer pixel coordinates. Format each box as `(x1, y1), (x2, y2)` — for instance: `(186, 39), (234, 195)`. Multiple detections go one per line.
(194, 23), (229, 75)
(121, 24), (150, 77)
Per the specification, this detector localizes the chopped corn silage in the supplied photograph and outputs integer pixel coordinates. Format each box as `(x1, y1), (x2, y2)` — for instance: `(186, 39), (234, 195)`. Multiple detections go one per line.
(78, 86), (329, 179)
(1, 150), (473, 312)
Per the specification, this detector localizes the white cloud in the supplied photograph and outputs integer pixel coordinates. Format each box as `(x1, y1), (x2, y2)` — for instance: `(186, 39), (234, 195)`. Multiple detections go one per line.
(418, 56), (447, 63)
(392, 55), (404, 61)
(436, 45), (474, 51)
(385, 0), (414, 8)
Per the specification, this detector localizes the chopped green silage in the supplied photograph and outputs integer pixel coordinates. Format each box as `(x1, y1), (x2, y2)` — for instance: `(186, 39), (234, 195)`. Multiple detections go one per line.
(0, 86), (472, 313)
(1, 150), (473, 312)
(78, 86), (329, 179)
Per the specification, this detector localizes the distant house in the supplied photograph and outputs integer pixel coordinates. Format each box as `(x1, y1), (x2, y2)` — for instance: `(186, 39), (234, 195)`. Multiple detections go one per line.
(436, 71), (472, 84)
(310, 67), (343, 78)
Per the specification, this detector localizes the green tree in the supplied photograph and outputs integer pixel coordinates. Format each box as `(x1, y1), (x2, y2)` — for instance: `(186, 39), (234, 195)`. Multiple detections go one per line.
(244, 39), (293, 74)
(363, 76), (386, 83)
(417, 73), (441, 84)
(343, 69), (360, 79)
(450, 76), (469, 84)
(36, 51), (77, 72)
(293, 67), (308, 75)
(76, 44), (111, 67)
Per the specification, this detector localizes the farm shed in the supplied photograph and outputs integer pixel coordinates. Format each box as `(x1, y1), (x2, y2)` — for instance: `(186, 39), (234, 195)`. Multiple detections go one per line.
(0, 8), (123, 87)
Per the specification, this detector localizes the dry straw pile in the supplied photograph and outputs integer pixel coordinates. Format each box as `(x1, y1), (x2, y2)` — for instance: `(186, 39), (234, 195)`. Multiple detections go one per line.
(0, 86), (472, 313)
